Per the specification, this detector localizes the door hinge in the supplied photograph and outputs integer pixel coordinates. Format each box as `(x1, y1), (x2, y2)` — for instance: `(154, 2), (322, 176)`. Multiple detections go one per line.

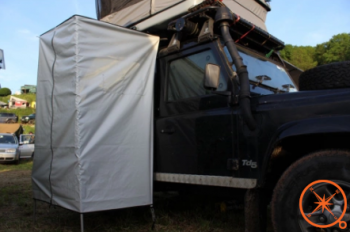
(227, 158), (239, 171)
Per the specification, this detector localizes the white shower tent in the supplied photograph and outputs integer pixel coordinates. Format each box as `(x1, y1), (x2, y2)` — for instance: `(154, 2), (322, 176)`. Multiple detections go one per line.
(32, 15), (159, 213)
(99, 0), (269, 31)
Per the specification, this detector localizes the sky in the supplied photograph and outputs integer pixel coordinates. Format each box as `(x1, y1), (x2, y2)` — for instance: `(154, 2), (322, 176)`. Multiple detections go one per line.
(0, 0), (349, 93)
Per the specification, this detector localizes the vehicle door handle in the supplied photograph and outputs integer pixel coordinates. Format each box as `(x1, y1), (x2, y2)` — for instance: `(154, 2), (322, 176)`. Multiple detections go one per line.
(161, 128), (175, 134)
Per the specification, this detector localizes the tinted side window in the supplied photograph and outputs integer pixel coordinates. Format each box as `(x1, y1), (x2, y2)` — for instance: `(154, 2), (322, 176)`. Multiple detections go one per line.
(167, 50), (227, 102)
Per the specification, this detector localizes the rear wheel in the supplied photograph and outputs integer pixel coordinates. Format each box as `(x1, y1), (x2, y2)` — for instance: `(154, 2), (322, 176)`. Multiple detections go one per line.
(271, 150), (350, 232)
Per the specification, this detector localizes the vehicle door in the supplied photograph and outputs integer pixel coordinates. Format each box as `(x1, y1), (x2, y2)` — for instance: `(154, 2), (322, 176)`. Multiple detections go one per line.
(19, 134), (35, 158)
(155, 40), (236, 178)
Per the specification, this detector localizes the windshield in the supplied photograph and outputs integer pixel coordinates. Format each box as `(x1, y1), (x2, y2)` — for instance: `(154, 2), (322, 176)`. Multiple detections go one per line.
(224, 47), (297, 94)
(0, 135), (16, 144)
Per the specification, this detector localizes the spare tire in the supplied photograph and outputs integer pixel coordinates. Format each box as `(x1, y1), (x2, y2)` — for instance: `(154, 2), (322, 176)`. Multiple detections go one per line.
(299, 61), (350, 91)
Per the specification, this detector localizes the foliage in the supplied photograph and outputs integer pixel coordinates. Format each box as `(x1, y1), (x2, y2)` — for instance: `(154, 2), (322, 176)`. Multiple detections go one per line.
(280, 45), (317, 70)
(280, 33), (350, 71)
(314, 33), (350, 65)
(0, 161), (33, 172)
(0, 87), (11, 96)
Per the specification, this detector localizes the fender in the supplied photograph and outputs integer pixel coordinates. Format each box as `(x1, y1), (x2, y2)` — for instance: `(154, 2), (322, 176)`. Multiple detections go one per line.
(259, 115), (350, 186)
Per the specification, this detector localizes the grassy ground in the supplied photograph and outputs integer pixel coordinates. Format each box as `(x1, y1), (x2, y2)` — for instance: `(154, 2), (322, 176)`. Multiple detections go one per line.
(21, 124), (36, 134)
(0, 162), (274, 232)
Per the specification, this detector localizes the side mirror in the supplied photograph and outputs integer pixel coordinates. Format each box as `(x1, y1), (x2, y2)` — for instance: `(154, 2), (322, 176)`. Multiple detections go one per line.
(204, 63), (220, 89)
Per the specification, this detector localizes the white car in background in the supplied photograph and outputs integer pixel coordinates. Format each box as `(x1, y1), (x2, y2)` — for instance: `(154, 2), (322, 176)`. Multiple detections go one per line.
(19, 134), (35, 159)
(0, 133), (20, 163)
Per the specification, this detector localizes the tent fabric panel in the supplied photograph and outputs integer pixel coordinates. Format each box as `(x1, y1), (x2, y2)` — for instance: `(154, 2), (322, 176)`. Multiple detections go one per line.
(152, 0), (184, 14)
(97, 0), (146, 19)
(101, 1), (151, 27)
(223, 0), (267, 30)
(33, 18), (81, 212)
(33, 15), (159, 213)
(231, 0), (267, 22)
(75, 17), (158, 212)
(49, 20), (78, 149)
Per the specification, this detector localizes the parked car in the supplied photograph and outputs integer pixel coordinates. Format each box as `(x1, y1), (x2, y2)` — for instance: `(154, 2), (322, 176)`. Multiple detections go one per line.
(0, 133), (20, 163)
(19, 134), (35, 159)
(21, 113), (35, 124)
(0, 113), (18, 123)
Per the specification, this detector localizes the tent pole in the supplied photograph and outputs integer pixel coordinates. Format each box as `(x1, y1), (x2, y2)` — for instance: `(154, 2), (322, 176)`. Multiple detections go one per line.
(33, 199), (37, 222)
(150, 205), (156, 230)
(80, 213), (84, 232)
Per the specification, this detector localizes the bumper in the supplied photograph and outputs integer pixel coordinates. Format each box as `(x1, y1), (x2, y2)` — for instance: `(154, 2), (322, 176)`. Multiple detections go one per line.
(0, 152), (18, 162)
(21, 119), (28, 122)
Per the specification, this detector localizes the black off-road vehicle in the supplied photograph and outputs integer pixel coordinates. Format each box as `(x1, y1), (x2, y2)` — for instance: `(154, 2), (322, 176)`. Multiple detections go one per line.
(97, 1), (350, 231)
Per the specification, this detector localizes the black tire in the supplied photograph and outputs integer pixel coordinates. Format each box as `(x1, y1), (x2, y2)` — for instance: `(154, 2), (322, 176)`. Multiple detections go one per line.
(299, 61), (350, 91)
(271, 150), (350, 232)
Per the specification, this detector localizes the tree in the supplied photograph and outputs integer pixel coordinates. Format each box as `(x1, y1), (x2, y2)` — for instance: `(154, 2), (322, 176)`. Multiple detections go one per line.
(314, 33), (350, 65)
(0, 87), (11, 96)
(280, 45), (317, 71)
(279, 33), (350, 70)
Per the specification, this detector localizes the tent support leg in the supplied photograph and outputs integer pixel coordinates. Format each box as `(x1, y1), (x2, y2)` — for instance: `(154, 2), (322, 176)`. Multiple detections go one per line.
(150, 205), (156, 230)
(33, 199), (37, 222)
(80, 213), (84, 232)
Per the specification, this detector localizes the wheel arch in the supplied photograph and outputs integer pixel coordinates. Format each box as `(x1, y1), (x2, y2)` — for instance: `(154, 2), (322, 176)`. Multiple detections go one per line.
(260, 116), (350, 188)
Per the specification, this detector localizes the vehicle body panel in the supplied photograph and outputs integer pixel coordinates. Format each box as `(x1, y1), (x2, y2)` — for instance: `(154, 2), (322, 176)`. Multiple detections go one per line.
(19, 134), (35, 159)
(155, 36), (350, 189)
(0, 134), (20, 162)
(0, 113), (18, 123)
(21, 113), (35, 123)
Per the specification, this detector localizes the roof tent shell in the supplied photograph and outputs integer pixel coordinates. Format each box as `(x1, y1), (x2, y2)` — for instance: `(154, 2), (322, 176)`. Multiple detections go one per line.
(97, 0), (270, 31)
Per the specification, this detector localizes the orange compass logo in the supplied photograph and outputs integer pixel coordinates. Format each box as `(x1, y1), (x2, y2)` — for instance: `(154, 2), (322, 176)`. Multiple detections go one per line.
(299, 180), (347, 229)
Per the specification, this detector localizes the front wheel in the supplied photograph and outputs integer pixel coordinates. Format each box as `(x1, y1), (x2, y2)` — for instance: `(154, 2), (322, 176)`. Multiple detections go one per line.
(271, 150), (350, 232)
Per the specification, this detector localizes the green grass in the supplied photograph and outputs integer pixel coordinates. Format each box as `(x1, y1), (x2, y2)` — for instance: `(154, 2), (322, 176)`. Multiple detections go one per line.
(22, 124), (36, 134)
(0, 162), (274, 232)
(0, 160), (33, 172)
